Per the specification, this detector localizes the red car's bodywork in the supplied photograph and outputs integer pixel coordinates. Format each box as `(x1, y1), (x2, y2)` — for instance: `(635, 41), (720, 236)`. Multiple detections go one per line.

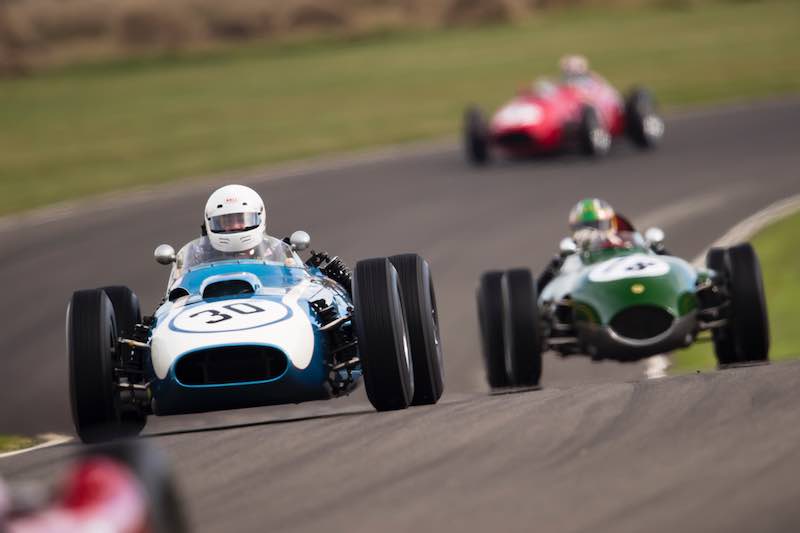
(464, 72), (662, 164)
(5, 459), (149, 533)
(2, 442), (184, 533)
(489, 76), (624, 157)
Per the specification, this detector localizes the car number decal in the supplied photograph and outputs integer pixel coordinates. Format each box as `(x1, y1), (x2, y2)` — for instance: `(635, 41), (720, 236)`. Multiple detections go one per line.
(588, 255), (670, 283)
(169, 299), (292, 333)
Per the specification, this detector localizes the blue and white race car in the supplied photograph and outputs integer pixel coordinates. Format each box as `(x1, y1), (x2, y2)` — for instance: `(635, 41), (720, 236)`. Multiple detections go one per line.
(67, 232), (443, 443)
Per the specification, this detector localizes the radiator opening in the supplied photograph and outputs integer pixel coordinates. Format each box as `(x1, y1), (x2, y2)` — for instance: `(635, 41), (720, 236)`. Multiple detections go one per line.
(175, 345), (288, 385)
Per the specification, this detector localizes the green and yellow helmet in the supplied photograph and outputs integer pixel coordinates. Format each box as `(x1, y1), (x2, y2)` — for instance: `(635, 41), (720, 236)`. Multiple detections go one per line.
(568, 198), (615, 232)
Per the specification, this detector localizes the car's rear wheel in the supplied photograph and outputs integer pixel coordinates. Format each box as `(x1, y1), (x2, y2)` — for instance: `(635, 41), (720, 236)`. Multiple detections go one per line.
(501, 269), (542, 387)
(353, 258), (414, 411)
(68, 289), (126, 443)
(389, 254), (444, 406)
(625, 87), (664, 149)
(706, 248), (737, 365)
(100, 285), (148, 435)
(578, 105), (611, 157)
(464, 105), (490, 165)
(477, 271), (509, 388)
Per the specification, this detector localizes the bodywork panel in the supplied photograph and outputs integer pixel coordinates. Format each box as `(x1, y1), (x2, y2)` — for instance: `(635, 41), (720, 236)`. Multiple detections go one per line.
(146, 260), (354, 415)
(541, 248), (702, 360)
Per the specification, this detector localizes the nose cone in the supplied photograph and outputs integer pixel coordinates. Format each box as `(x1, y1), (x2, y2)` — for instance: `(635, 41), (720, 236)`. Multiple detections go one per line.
(151, 294), (316, 380)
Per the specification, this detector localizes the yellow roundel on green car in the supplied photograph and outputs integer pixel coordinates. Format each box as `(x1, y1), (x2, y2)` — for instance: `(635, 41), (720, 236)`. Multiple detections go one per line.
(631, 283), (645, 294)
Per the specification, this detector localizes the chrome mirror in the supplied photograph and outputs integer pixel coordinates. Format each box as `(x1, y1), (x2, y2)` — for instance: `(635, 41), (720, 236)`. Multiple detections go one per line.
(644, 227), (665, 248)
(559, 237), (578, 256)
(290, 230), (311, 251)
(154, 244), (176, 265)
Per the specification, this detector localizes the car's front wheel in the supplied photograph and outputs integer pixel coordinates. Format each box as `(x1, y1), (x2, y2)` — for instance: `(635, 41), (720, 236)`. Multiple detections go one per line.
(477, 271), (509, 389)
(501, 269), (542, 387)
(353, 258), (414, 411)
(706, 248), (736, 365)
(68, 289), (126, 443)
(100, 285), (147, 434)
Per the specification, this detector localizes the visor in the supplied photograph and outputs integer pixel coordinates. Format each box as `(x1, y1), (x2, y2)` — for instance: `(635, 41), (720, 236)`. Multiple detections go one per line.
(571, 219), (610, 231)
(208, 212), (261, 234)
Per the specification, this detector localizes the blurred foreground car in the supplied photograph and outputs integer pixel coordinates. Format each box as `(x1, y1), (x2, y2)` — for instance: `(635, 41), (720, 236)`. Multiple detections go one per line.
(464, 60), (664, 164)
(1, 441), (185, 533)
(67, 232), (443, 443)
(477, 226), (769, 388)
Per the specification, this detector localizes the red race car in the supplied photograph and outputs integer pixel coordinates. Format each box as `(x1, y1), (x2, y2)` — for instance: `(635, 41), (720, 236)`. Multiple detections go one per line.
(463, 55), (664, 164)
(1, 441), (186, 533)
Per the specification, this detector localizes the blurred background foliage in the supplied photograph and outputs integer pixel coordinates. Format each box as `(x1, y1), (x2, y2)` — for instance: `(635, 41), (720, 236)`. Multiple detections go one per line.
(0, 0), (768, 75)
(0, 0), (796, 215)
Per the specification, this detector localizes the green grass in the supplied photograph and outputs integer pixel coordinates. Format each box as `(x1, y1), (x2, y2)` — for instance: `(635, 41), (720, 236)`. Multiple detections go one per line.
(0, 0), (798, 215)
(0, 434), (40, 453)
(673, 209), (800, 373)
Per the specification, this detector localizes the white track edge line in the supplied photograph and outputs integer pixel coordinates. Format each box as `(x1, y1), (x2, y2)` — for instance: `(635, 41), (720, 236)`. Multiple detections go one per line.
(691, 192), (800, 267)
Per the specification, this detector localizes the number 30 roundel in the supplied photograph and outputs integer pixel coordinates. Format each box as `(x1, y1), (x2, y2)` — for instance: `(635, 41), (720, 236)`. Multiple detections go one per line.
(170, 299), (291, 333)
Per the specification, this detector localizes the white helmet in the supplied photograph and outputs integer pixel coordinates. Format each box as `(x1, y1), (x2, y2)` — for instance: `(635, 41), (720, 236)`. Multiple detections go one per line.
(204, 184), (266, 253)
(560, 54), (589, 78)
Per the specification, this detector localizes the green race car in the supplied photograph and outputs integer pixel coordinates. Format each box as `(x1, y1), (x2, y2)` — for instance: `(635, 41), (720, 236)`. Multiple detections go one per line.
(477, 227), (769, 388)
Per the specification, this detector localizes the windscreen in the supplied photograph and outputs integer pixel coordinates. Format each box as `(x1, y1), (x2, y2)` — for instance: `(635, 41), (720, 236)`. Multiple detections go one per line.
(172, 235), (305, 278)
(581, 230), (648, 253)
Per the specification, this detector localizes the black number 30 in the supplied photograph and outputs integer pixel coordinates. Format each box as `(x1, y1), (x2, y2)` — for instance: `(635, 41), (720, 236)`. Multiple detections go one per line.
(190, 302), (265, 324)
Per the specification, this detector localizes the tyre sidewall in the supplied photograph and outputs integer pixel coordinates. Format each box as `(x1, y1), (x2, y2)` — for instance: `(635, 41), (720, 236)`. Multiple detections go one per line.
(477, 271), (509, 388)
(353, 258), (414, 410)
(68, 289), (120, 442)
(501, 269), (542, 386)
(728, 244), (770, 361)
(706, 247), (737, 365)
(389, 254), (444, 405)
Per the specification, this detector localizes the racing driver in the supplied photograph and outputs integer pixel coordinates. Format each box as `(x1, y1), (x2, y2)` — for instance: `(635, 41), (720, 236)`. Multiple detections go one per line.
(198, 184), (352, 290)
(537, 198), (623, 292)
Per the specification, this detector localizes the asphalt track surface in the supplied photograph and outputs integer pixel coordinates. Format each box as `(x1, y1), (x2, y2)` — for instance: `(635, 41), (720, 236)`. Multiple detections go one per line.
(1, 100), (800, 532)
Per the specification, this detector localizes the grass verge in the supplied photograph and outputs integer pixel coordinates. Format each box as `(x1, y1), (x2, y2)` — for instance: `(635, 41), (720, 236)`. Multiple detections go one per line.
(673, 209), (800, 373)
(0, 0), (798, 216)
(0, 434), (41, 454)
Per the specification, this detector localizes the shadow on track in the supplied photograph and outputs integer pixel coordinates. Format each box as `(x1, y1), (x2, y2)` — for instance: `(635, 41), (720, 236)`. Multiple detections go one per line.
(140, 408), (377, 440)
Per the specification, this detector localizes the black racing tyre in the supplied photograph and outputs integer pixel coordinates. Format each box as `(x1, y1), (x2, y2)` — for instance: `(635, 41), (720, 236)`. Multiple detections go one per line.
(84, 440), (187, 533)
(100, 286), (141, 338)
(477, 271), (509, 388)
(625, 87), (664, 149)
(101, 286), (148, 434)
(578, 105), (611, 157)
(706, 247), (736, 365)
(464, 105), (490, 165)
(68, 289), (123, 443)
(727, 243), (770, 362)
(389, 254), (444, 406)
(353, 258), (414, 411)
(501, 269), (542, 387)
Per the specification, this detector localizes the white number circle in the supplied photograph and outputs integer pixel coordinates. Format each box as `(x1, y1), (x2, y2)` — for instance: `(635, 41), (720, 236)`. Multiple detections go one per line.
(588, 255), (670, 283)
(170, 299), (290, 333)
